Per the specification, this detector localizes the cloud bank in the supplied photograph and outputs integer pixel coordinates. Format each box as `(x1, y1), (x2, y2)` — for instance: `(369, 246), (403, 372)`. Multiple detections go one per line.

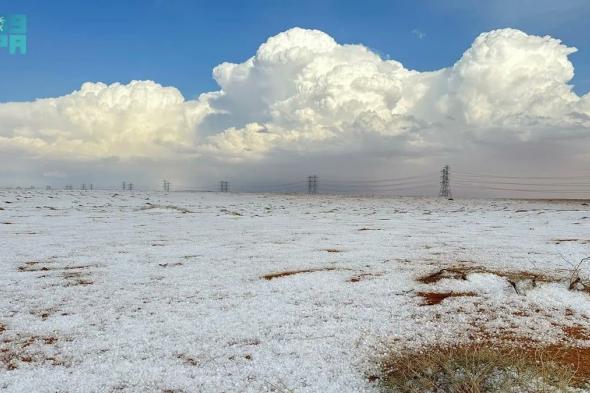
(1, 27), (589, 189)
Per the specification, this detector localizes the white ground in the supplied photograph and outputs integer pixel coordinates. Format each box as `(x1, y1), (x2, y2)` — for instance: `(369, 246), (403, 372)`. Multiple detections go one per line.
(1, 191), (589, 392)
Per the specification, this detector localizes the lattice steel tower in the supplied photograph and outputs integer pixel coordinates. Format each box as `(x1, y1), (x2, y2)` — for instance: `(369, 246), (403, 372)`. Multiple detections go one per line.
(439, 165), (452, 198)
(307, 175), (318, 194)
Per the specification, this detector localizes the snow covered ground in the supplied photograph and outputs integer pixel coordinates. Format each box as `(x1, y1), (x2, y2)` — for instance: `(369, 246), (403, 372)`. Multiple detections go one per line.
(1, 190), (589, 392)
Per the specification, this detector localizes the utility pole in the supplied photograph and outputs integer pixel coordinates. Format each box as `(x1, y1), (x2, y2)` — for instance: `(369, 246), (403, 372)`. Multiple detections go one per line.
(439, 165), (452, 199)
(81, 184), (86, 191)
(307, 175), (318, 194)
(122, 181), (126, 191)
(90, 184), (93, 191)
(128, 182), (133, 191)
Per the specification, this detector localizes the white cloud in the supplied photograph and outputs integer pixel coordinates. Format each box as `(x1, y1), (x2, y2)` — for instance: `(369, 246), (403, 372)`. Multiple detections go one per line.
(199, 27), (589, 157)
(412, 29), (426, 39)
(0, 27), (589, 185)
(0, 80), (211, 160)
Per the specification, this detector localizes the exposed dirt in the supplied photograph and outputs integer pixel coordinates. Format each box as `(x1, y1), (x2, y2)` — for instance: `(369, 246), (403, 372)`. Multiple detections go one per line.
(417, 291), (478, 306)
(563, 325), (590, 341)
(0, 334), (63, 370)
(261, 267), (347, 280)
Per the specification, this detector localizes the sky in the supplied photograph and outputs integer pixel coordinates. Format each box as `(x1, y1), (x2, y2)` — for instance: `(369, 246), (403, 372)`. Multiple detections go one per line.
(1, 0), (590, 196)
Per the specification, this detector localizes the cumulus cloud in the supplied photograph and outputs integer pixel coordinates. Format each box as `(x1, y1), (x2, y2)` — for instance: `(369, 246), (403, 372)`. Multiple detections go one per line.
(0, 27), (589, 187)
(191, 27), (590, 175)
(0, 80), (210, 160)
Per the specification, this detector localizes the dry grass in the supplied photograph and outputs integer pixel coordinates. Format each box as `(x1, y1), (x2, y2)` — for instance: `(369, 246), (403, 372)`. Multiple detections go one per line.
(418, 266), (556, 288)
(379, 342), (590, 393)
(567, 257), (590, 294)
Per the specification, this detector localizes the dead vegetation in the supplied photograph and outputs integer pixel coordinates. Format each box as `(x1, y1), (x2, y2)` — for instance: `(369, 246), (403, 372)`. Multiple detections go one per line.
(417, 265), (555, 288)
(0, 334), (64, 370)
(567, 256), (590, 294)
(417, 291), (478, 306)
(158, 262), (184, 268)
(219, 208), (242, 216)
(17, 261), (94, 273)
(16, 261), (95, 286)
(177, 353), (199, 366)
(261, 267), (347, 280)
(379, 339), (590, 392)
(386, 259), (590, 391)
(138, 203), (192, 214)
(553, 239), (590, 245)
(417, 267), (472, 284)
(348, 272), (383, 283)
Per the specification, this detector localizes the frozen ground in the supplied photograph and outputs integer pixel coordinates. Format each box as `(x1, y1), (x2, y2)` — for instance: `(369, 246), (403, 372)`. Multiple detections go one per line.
(1, 190), (589, 392)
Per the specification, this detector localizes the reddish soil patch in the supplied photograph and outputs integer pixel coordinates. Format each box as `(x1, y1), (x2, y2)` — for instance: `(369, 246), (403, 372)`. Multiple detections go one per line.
(533, 345), (590, 384)
(418, 291), (478, 306)
(418, 268), (472, 284)
(0, 335), (62, 370)
(262, 267), (345, 280)
(563, 325), (590, 341)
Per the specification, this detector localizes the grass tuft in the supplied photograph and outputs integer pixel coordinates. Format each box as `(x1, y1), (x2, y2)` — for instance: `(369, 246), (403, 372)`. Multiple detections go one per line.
(379, 343), (590, 393)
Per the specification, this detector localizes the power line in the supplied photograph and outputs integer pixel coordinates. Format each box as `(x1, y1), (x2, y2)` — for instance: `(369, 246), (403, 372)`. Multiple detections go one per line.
(454, 170), (590, 180)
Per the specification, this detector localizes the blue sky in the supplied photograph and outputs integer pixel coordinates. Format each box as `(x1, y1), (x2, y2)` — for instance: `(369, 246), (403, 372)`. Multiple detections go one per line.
(1, 0), (589, 102)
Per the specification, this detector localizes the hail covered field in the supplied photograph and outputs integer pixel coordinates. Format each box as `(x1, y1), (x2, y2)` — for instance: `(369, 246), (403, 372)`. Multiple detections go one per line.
(1, 190), (589, 392)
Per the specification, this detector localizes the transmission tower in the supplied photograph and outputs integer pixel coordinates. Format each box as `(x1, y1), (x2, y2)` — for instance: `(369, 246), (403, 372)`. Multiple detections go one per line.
(122, 181), (126, 191)
(128, 182), (133, 191)
(162, 179), (170, 192)
(220, 181), (229, 192)
(439, 165), (452, 198)
(307, 175), (318, 194)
